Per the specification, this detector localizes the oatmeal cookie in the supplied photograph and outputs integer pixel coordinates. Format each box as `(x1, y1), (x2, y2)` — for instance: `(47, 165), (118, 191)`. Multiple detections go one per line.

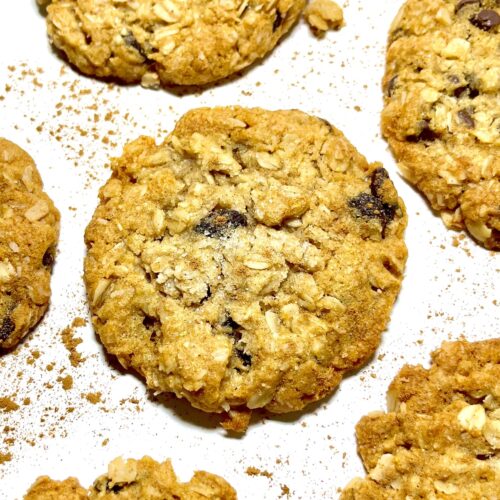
(382, 0), (500, 249)
(25, 456), (236, 499)
(341, 339), (500, 499)
(84, 107), (407, 431)
(42, 0), (305, 87)
(0, 139), (60, 350)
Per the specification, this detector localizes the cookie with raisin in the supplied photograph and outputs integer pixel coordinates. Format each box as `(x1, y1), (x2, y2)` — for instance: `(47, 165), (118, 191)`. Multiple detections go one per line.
(42, 0), (305, 87)
(0, 139), (60, 350)
(84, 107), (407, 431)
(382, 0), (499, 249)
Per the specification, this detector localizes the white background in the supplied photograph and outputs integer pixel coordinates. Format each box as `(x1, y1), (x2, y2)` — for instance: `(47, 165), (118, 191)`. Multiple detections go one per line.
(0, 1), (498, 499)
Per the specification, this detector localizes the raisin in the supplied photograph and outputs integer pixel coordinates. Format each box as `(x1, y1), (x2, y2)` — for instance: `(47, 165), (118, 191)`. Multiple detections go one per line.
(222, 316), (241, 332)
(235, 348), (252, 367)
(406, 120), (439, 142)
(457, 109), (475, 128)
(348, 193), (396, 224)
(194, 209), (248, 239)
(42, 247), (55, 267)
(122, 32), (150, 60)
(0, 316), (15, 342)
(470, 9), (500, 30)
(370, 168), (390, 198)
(142, 315), (157, 330)
(273, 10), (283, 31)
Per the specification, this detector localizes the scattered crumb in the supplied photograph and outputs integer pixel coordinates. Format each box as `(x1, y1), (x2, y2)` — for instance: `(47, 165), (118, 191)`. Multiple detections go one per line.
(60, 318), (86, 367)
(280, 484), (291, 497)
(0, 453), (12, 465)
(83, 392), (102, 404)
(0, 397), (19, 413)
(304, 0), (344, 37)
(245, 466), (273, 479)
(59, 375), (74, 391)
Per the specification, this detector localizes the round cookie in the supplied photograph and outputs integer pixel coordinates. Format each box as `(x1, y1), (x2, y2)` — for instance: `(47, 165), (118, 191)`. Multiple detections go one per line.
(25, 456), (236, 499)
(341, 338), (500, 499)
(84, 107), (407, 431)
(0, 139), (60, 350)
(382, 0), (500, 249)
(43, 0), (306, 87)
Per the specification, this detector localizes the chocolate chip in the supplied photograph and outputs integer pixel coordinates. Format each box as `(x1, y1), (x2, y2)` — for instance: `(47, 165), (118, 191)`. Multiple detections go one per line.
(348, 193), (396, 224)
(122, 32), (150, 60)
(42, 247), (55, 267)
(406, 120), (439, 142)
(370, 168), (390, 198)
(455, 0), (480, 13)
(457, 109), (475, 128)
(0, 316), (15, 342)
(273, 10), (283, 31)
(222, 316), (251, 368)
(470, 9), (500, 30)
(385, 75), (398, 97)
(194, 209), (248, 239)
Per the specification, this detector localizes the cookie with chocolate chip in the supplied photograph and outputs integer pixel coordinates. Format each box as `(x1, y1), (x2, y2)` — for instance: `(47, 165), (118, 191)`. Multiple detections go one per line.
(84, 107), (407, 431)
(42, 0), (305, 87)
(0, 139), (60, 350)
(341, 338), (500, 499)
(25, 456), (236, 499)
(382, 0), (500, 249)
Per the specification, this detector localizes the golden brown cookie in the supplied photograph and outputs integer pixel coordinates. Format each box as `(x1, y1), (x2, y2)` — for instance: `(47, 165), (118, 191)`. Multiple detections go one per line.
(42, 0), (305, 87)
(25, 456), (236, 499)
(84, 107), (407, 431)
(341, 339), (500, 499)
(382, 0), (500, 249)
(0, 139), (60, 350)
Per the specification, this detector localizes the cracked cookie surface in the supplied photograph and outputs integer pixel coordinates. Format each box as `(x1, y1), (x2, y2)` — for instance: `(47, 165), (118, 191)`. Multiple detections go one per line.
(84, 107), (407, 431)
(341, 339), (500, 499)
(43, 0), (305, 87)
(25, 456), (236, 499)
(382, 0), (500, 249)
(0, 139), (60, 350)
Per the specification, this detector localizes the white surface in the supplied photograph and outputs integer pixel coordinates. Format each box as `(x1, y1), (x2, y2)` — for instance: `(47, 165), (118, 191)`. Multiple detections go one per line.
(0, 2), (498, 499)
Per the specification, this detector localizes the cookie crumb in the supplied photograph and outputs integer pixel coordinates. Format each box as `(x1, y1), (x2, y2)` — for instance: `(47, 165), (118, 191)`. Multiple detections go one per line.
(245, 466), (273, 478)
(304, 0), (344, 37)
(0, 397), (19, 412)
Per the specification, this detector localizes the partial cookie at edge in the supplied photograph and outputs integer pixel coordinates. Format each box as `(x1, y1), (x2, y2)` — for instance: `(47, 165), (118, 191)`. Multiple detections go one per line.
(341, 338), (500, 499)
(0, 139), (60, 350)
(24, 456), (236, 499)
(382, 0), (499, 249)
(43, 0), (306, 87)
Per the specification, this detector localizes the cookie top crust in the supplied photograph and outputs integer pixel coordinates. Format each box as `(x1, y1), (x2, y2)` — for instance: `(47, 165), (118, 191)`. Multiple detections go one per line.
(84, 107), (407, 431)
(341, 339), (500, 499)
(43, 0), (305, 87)
(25, 456), (236, 499)
(382, 0), (500, 249)
(0, 139), (60, 350)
